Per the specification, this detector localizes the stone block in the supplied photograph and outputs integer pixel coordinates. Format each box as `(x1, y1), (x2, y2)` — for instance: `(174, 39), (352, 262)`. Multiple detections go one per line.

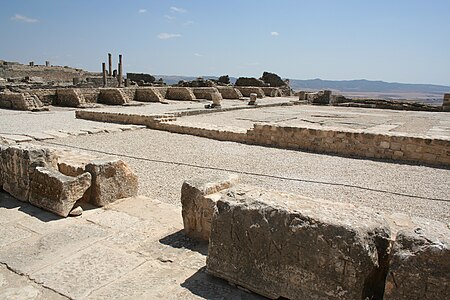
(55, 88), (86, 107)
(207, 187), (391, 300)
(166, 87), (196, 101)
(181, 174), (239, 241)
(98, 88), (130, 105)
(29, 167), (91, 217)
(235, 86), (265, 98)
(192, 87), (221, 100)
(85, 159), (138, 206)
(1, 145), (57, 202)
(216, 86), (243, 99)
(0, 92), (46, 111)
(261, 87), (282, 97)
(384, 218), (449, 299)
(134, 88), (163, 102)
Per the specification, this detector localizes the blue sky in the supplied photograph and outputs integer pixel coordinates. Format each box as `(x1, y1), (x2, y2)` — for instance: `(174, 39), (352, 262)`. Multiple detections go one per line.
(1, 0), (449, 85)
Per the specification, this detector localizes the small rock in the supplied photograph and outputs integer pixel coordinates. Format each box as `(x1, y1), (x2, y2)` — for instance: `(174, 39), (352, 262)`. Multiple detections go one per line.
(69, 206), (83, 216)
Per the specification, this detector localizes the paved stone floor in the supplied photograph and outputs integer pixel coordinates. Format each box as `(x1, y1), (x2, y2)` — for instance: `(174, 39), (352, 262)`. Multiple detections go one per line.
(0, 193), (263, 299)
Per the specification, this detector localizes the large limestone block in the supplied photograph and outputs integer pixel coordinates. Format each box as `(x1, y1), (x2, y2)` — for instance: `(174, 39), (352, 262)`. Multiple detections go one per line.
(192, 87), (221, 100)
(1, 145), (57, 202)
(134, 88), (163, 102)
(0, 92), (46, 111)
(181, 174), (239, 241)
(207, 188), (391, 300)
(85, 159), (138, 206)
(384, 218), (449, 300)
(29, 167), (91, 217)
(166, 87), (196, 101)
(98, 88), (130, 105)
(55, 88), (86, 107)
(216, 86), (243, 99)
(235, 86), (265, 98)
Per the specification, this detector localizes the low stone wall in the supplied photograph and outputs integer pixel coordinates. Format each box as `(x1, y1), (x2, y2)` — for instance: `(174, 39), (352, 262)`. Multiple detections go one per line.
(248, 124), (450, 167)
(134, 87), (163, 102)
(216, 86), (243, 99)
(236, 86), (265, 98)
(261, 87), (282, 97)
(166, 87), (197, 101)
(28, 89), (56, 105)
(55, 88), (86, 107)
(98, 88), (130, 105)
(181, 180), (449, 299)
(0, 144), (138, 217)
(192, 87), (220, 100)
(0, 92), (46, 111)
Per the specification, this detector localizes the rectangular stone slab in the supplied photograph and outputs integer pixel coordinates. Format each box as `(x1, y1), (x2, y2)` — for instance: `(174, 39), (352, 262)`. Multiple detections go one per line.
(206, 187), (391, 300)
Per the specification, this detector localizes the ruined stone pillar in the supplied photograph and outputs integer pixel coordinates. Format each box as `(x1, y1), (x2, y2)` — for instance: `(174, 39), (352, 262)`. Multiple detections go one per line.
(125, 78), (130, 87)
(102, 63), (107, 87)
(118, 54), (123, 87)
(108, 53), (112, 76)
(29, 61), (34, 67)
(298, 91), (306, 101)
(45, 61), (50, 67)
(443, 93), (450, 112)
(248, 93), (257, 105)
(113, 70), (117, 78)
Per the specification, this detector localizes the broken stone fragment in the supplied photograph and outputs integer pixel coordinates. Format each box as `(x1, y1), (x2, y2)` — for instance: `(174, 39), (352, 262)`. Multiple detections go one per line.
(181, 174), (239, 241)
(384, 218), (450, 300)
(206, 188), (391, 300)
(85, 159), (138, 206)
(29, 167), (91, 217)
(69, 206), (83, 216)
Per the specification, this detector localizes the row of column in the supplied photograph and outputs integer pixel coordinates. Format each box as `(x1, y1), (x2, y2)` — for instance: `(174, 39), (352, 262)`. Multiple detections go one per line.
(102, 53), (123, 87)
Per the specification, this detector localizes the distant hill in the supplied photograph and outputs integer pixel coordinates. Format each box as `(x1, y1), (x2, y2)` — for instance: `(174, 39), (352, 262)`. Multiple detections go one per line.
(288, 78), (450, 94)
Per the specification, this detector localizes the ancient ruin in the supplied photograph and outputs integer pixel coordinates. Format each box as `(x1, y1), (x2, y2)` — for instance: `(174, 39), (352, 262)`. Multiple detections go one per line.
(0, 58), (448, 300)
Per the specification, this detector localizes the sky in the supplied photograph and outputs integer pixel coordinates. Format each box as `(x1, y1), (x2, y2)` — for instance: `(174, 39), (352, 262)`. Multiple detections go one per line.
(0, 0), (449, 85)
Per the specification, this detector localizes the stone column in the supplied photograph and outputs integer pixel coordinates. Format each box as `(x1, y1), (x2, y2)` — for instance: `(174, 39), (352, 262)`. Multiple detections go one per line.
(102, 63), (107, 87)
(29, 61), (34, 67)
(108, 53), (112, 76)
(118, 54), (123, 87)
(443, 93), (450, 112)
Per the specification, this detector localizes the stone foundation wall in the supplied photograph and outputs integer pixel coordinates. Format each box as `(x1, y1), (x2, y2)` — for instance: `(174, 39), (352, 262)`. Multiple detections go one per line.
(192, 87), (220, 100)
(216, 86), (243, 99)
(97, 88), (130, 105)
(134, 87), (164, 102)
(236, 86), (265, 98)
(28, 89), (57, 105)
(190, 183), (450, 300)
(0, 92), (46, 111)
(247, 124), (450, 166)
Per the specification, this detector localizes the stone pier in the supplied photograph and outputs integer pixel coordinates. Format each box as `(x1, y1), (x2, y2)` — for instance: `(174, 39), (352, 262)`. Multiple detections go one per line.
(108, 53), (112, 76)
(102, 63), (107, 87)
(118, 54), (123, 87)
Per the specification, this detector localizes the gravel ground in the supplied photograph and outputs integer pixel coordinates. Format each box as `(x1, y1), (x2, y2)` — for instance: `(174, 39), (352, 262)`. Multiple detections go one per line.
(37, 129), (450, 223)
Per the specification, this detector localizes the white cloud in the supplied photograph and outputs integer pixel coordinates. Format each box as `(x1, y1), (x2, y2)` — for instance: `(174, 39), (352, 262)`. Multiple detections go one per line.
(11, 14), (38, 23)
(170, 6), (187, 13)
(157, 33), (181, 40)
(183, 20), (195, 26)
(194, 53), (203, 57)
(270, 31), (279, 36)
(164, 15), (176, 20)
(138, 9), (147, 14)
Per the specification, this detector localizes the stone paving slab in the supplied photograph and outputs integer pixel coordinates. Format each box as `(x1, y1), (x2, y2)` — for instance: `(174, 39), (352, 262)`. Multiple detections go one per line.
(0, 192), (264, 299)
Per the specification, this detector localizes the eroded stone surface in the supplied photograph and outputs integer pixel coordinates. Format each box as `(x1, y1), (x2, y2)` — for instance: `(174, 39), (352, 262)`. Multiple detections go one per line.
(166, 87), (197, 101)
(384, 218), (450, 300)
(206, 187), (391, 300)
(29, 167), (91, 217)
(55, 88), (86, 107)
(85, 159), (138, 206)
(134, 87), (164, 102)
(98, 88), (130, 105)
(181, 174), (239, 241)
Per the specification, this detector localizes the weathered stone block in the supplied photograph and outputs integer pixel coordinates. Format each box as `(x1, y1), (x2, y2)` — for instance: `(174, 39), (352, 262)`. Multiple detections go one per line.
(193, 87), (221, 100)
(207, 188), (391, 300)
(384, 219), (450, 300)
(1, 145), (57, 202)
(261, 87), (282, 97)
(0, 92), (46, 111)
(29, 167), (91, 217)
(85, 159), (138, 206)
(55, 88), (86, 107)
(134, 88), (163, 102)
(98, 88), (130, 105)
(235, 86), (265, 98)
(181, 174), (239, 241)
(166, 87), (196, 101)
(216, 86), (243, 99)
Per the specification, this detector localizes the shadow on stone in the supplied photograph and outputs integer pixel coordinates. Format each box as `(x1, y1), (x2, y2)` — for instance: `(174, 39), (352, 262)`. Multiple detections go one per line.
(180, 267), (266, 300)
(0, 191), (61, 222)
(159, 230), (208, 256)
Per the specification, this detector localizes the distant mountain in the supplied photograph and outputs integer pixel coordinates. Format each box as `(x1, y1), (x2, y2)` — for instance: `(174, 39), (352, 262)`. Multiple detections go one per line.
(156, 75), (450, 95)
(288, 78), (450, 94)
